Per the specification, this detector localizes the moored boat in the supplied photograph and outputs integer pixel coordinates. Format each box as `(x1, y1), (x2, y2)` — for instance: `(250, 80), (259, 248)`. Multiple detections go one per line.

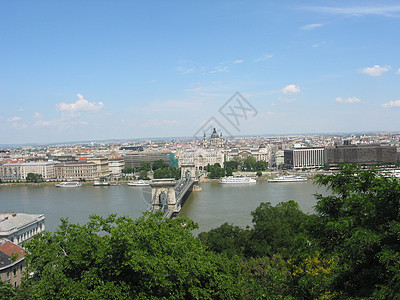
(55, 182), (82, 188)
(219, 176), (256, 184)
(93, 181), (110, 186)
(128, 180), (151, 186)
(268, 175), (307, 182)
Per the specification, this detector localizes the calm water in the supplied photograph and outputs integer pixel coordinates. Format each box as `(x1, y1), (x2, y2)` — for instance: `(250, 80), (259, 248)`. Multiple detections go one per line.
(0, 181), (327, 233)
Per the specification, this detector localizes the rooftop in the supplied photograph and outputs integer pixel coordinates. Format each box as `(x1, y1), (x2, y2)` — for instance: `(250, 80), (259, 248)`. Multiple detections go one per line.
(0, 212), (45, 234)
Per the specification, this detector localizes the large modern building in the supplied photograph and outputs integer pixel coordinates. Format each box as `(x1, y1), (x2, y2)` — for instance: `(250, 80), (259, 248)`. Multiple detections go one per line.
(325, 144), (397, 166)
(284, 147), (325, 169)
(0, 212), (45, 246)
(0, 240), (26, 287)
(124, 151), (171, 168)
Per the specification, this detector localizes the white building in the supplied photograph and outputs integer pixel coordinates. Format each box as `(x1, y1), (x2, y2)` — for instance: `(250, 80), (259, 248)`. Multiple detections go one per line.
(109, 159), (125, 176)
(177, 148), (224, 171)
(0, 161), (58, 181)
(0, 212), (46, 246)
(285, 147), (325, 169)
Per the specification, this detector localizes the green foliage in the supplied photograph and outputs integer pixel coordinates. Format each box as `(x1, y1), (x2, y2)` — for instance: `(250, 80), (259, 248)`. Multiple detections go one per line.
(121, 167), (135, 174)
(256, 171), (262, 177)
(139, 161), (151, 172)
(198, 223), (250, 257)
(249, 201), (310, 258)
(206, 163), (225, 179)
(151, 159), (168, 170)
(0, 281), (16, 299)
(138, 170), (149, 180)
(153, 166), (180, 179)
(307, 164), (400, 297)
(26, 173), (43, 183)
(224, 160), (239, 171)
(225, 157), (268, 172)
(24, 213), (242, 299)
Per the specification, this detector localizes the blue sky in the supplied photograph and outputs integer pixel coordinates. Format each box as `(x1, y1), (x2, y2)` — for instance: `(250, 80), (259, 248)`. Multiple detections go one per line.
(1, 1), (400, 144)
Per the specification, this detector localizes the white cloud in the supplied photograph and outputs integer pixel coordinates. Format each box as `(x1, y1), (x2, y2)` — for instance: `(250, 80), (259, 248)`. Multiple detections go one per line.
(34, 112), (43, 119)
(233, 59), (244, 64)
(300, 23), (323, 30)
(305, 5), (400, 17)
(209, 65), (230, 73)
(282, 84), (301, 94)
(10, 122), (28, 129)
(382, 99), (400, 108)
(336, 97), (362, 103)
(34, 120), (53, 127)
(360, 65), (391, 76)
(56, 94), (104, 112)
(254, 54), (274, 62)
(396, 68), (400, 75)
(279, 97), (296, 103)
(7, 116), (21, 122)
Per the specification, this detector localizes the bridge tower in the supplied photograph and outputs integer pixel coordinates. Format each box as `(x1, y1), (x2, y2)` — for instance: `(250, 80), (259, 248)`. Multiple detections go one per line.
(150, 179), (177, 213)
(180, 163), (196, 180)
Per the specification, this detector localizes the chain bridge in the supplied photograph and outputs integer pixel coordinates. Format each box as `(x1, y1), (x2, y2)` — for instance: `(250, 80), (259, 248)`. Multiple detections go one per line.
(150, 163), (198, 219)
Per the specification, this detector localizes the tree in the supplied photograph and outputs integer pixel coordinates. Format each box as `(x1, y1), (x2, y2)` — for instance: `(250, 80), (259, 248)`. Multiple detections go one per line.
(249, 201), (310, 258)
(307, 165), (400, 298)
(122, 167), (135, 174)
(26, 173), (43, 183)
(152, 159), (167, 171)
(139, 161), (151, 172)
(207, 163), (225, 179)
(243, 156), (256, 171)
(153, 166), (180, 179)
(198, 223), (250, 257)
(256, 171), (262, 177)
(23, 213), (242, 299)
(138, 170), (149, 180)
(224, 161), (239, 171)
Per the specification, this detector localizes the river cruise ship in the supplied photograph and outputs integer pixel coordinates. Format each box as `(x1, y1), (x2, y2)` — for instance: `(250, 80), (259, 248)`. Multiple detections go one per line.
(268, 175), (307, 182)
(128, 180), (151, 186)
(219, 176), (256, 184)
(55, 182), (82, 188)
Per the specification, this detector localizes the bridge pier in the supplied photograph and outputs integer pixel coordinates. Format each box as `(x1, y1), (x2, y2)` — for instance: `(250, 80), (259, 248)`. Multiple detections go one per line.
(150, 179), (177, 214)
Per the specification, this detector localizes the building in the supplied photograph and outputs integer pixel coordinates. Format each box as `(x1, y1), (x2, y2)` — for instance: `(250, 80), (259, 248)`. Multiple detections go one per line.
(284, 147), (325, 169)
(225, 144), (271, 163)
(54, 161), (97, 181)
(0, 161), (59, 182)
(124, 151), (171, 169)
(87, 157), (111, 178)
(0, 240), (26, 287)
(177, 148), (224, 171)
(325, 144), (397, 166)
(0, 212), (45, 245)
(108, 159), (125, 176)
(201, 128), (225, 149)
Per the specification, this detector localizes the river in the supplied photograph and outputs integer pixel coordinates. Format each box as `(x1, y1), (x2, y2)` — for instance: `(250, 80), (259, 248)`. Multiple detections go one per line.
(0, 180), (327, 233)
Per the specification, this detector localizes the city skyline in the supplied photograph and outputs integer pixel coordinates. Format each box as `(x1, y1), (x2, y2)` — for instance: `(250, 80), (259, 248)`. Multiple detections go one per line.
(2, 1), (400, 144)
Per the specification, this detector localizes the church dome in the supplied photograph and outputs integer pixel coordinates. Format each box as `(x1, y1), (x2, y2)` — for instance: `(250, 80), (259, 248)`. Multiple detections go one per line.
(211, 128), (219, 139)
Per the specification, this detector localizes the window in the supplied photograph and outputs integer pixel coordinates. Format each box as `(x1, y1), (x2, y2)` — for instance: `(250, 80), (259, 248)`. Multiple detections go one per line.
(6, 271), (9, 280)
(13, 268), (16, 278)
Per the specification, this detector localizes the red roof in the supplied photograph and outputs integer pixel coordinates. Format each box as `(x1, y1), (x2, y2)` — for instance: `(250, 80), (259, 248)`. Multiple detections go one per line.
(0, 241), (25, 260)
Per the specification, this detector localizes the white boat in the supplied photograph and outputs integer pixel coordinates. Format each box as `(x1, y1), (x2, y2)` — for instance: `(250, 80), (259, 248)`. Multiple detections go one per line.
(128, 180), (151, 186)
(219, 176), (256, 184)
(55, 182), (82, 188)
(93, 181), (110, 186)
(268, 175), (307, 182)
